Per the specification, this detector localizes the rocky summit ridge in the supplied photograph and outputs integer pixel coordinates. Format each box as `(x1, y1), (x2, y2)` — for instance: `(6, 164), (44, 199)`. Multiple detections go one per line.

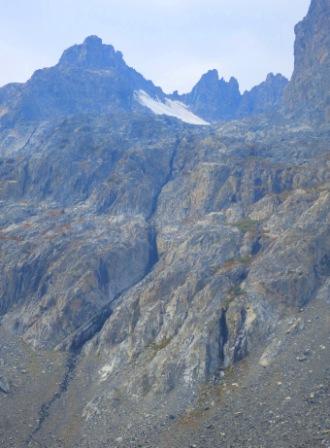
(0, 1), (329, 447)
(178, 70), (289, 122)
(0, 34), (297, 127)
(58, 35), (124, 69)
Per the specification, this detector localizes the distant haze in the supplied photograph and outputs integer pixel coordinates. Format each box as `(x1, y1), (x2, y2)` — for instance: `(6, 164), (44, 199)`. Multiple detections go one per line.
(0, 0), (310, 93)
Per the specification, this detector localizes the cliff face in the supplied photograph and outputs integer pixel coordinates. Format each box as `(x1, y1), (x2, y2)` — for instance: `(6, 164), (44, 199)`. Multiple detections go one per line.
(283, 0), (330, 122)
(0, 116), (329, 448)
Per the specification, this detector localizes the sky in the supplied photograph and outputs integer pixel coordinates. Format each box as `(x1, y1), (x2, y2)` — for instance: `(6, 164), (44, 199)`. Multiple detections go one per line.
(0, 0), (310, 94)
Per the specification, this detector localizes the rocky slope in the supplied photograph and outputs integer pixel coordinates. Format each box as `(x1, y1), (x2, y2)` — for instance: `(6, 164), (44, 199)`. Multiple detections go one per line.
(0, 118), (328, 448)
(0, 1), (329, 447)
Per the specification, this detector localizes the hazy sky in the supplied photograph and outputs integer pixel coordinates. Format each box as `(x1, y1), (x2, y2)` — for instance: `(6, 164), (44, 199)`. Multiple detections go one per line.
(0, 0), (310, 93)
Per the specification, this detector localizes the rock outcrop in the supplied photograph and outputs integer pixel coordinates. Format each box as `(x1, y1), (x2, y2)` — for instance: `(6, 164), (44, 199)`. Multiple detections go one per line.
(283, 0), (330, 123)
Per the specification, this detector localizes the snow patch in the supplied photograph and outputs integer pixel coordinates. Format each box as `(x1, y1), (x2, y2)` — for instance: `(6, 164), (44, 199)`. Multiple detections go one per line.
(136, 90), (209, 126)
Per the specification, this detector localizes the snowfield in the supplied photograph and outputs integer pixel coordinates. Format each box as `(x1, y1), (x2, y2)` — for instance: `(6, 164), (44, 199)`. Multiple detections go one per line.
(136, 90), (209, 126)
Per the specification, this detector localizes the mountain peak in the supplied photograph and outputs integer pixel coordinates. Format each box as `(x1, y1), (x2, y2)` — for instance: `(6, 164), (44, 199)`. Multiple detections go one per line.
(199, 69), (219, 84)
(184, 69), (241, 121)
(83, 35), (103, 46)
(58, 36), (124, 69)
(265, 72), (287, 82)
(0, 36), (164, 123)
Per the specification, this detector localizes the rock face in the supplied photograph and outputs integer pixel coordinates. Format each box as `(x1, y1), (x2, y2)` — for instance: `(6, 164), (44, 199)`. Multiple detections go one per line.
(0, 116), (178, 349)
(283, 0), (330, 122)
(0, 1), (329, 447)
(0, 114), (329, 447)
